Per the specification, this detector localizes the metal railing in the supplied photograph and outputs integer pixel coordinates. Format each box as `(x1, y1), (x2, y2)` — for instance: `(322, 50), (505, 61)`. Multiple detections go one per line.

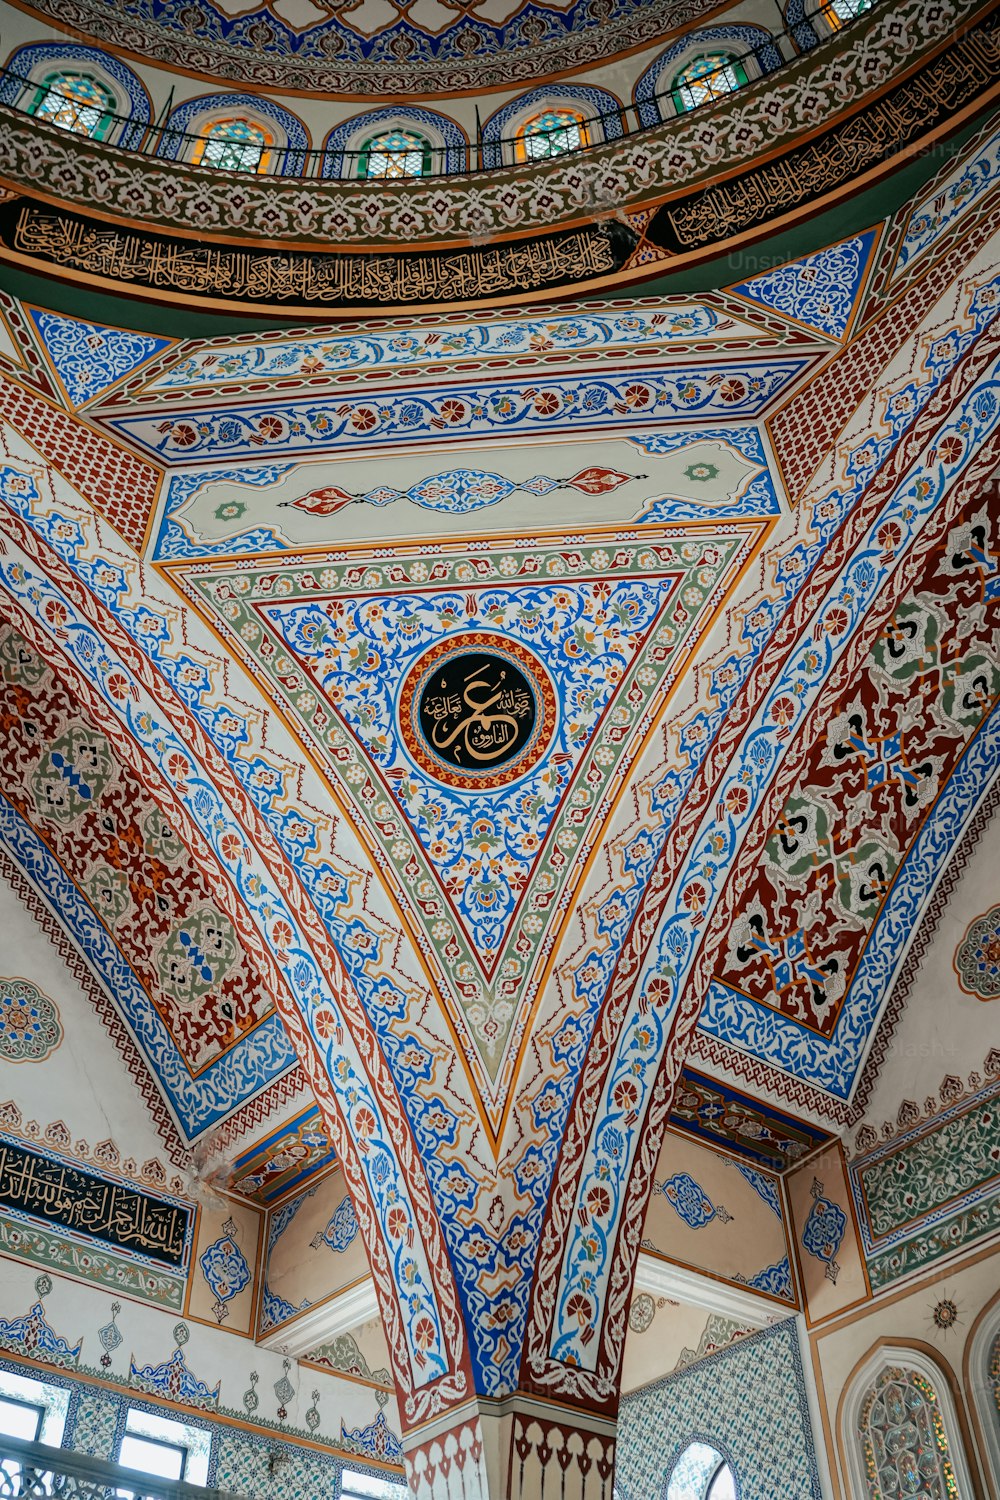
(0, 0), (878, 181)
(0, 1436), (243, 1500)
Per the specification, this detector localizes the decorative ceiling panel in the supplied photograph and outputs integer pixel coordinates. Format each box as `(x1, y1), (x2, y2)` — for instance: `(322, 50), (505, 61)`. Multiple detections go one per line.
(668, 1067), (831, 1174)
(103, 357), (810, 467)
(171, 515), (770, 1105)
(229, 1104), (337, 1206)
(11, 0), (726, 93)
(701, 491), (1000, 1103)
(0, 621), (299, 1142)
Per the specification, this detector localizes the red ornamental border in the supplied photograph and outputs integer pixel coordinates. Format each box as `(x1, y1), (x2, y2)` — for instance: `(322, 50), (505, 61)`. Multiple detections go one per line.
(0, 513), (471, 1427)
(521, 286), (1000, 1409)
(591, 353), (1000, 1406)
(398, 632), (557, 792)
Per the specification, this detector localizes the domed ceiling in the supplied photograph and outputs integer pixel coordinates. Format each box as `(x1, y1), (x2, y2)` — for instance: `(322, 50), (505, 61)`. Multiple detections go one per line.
(16, 0), (725, 92)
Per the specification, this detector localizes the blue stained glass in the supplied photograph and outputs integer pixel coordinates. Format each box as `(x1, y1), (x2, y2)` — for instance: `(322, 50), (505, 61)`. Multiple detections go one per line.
(30, 72), (115, 140)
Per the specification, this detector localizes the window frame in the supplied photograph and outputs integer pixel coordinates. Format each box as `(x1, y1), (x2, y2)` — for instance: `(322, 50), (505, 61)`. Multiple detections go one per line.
(191, 115), (275, 175)
(356, 127), (433, 180)
(0, 1393), (45, 1444)
(670, 52), (750, 115)
(118, 1429), (189, 1483)
(513, 107), (591, 163)
(840, 1345), (977, 1500)
(28, 68), (117, 141)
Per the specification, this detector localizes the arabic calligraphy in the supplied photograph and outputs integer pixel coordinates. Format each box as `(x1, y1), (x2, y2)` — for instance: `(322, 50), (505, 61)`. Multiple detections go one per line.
(650, 19), (1000, 252)
(0, 1139), (191, 1268)
(421, 656), (536, 768)
(401, 635), (556, 790)
(4, 206), (620, 308)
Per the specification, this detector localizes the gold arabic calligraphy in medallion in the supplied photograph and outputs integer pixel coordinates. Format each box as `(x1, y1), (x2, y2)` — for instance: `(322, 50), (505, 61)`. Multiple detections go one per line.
(400, 634), (556, 790)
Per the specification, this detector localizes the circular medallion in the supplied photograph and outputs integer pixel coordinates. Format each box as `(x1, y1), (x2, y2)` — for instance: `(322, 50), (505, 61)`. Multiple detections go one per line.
(954, 903), (1000, 999)
(399, 634), (556, 791)
(628, 1292), (655, 1334)
(0, 977), (62, 1063)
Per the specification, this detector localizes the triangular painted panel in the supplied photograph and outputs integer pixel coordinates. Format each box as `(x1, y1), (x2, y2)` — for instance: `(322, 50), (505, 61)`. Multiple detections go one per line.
(728, 229), (879, 341)
(263, 577), (677, 973)
(28, 308), (172, 406)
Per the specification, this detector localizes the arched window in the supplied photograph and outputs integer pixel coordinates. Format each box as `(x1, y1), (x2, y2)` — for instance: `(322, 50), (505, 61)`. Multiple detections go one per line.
(515, 107), (590, 162)
(671, 53), (749, 113)
(967, 1298), (1000, 1491)
(357, 127), (431, 179)
(192, 117), (274, 174)
(28, 70), (116, 139)
(666, 1441), (738, 1500)
(858, 1366), (959, 1498)
(843, 1352), (976, 1500)
(822, 0), (873, 26)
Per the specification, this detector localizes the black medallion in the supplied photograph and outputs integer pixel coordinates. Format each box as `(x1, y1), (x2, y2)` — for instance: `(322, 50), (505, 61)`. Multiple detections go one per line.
(399, 634), (556, 790)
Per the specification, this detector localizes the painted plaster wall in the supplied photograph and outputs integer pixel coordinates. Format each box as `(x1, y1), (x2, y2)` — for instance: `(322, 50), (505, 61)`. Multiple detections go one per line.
(615, 1318), (824, 1500)
(641, 1130), (795, 1306)
(0, 1253), (404, 1476)
(808, 1241), (1000, 1500)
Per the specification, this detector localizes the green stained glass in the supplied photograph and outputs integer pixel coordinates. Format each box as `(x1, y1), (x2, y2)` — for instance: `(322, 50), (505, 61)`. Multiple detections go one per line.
(30, 72), (115, 140)
(358, 129), (431, 180)
(672, 52), (749, 113)
(520, 109), (587, 162)
(828, 0), (874, 21)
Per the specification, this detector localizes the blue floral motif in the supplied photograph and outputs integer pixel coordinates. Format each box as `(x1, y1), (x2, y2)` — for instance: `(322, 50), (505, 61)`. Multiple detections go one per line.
(732, 1162), (782, 1218)
(267, 579), (672, 962)
(802, 1198), (847, 1266)
(314, 1196), (359, 1253)
(259, 1188), (315, 1335)
(340, 1410), (403, 1464)
(729, 230), (878, 340)
(111, 360), (806, 463)
(130, 1347), (220, 1407)
(0, 1301), (82, 1367)
(199, 1231), (251, 1314)
(150, 308), (722, 390)
(661, 1173), (722, 1229)
(738, 1256), (793, 1301)
(897, 124), (1000, 273)
(29, 310), (171, 407)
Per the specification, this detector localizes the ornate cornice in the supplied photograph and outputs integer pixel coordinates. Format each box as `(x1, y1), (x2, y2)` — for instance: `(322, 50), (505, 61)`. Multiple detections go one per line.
(9, 0), (726, 97)
(0, 1), (996, 310)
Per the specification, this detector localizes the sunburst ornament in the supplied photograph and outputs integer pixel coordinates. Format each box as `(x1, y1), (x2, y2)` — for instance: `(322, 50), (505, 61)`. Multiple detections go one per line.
(929, 1290), (962, 1336)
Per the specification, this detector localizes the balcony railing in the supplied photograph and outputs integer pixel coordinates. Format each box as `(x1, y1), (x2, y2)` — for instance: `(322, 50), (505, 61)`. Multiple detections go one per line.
(0, 0), (878, 182)
(0, 1436), (243, 1500)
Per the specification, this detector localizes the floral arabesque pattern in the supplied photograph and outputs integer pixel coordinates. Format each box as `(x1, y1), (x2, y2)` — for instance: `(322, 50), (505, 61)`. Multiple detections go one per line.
(0, 978), (63, 1063)
(954, 904), (1000, 998)
(266, 578), (669, 972)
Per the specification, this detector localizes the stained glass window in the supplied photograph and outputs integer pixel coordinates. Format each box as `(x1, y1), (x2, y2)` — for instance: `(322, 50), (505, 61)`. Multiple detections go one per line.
(823, 0), (874, 27)
(667, 1442), (737, 1500)
(29, 71), (116, 140)
(192, 117), (274, 174)
(357, 128), (431, 179)
(671, 53), (749, 113)
(515, 108), (590, 162)
(858, 1367), (960, 1500)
